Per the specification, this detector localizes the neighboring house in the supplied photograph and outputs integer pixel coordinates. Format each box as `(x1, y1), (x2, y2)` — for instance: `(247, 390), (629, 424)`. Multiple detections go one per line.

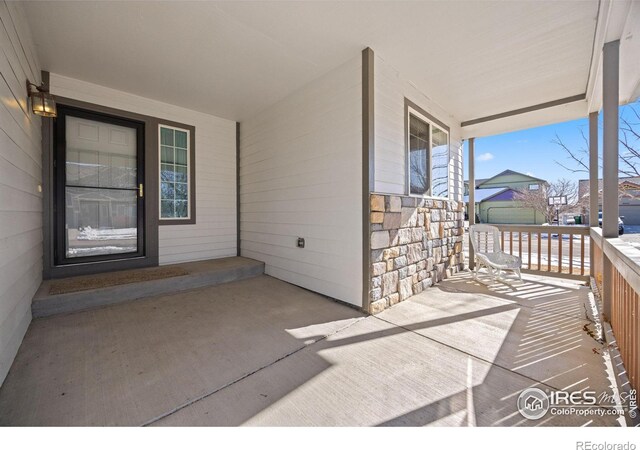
(464, 170), (547, 224)
(578, 177), (640, 225)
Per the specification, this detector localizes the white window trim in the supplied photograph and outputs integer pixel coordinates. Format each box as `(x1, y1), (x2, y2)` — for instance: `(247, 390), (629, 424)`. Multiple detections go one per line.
(406, 106), (450, 200)
(159, 124), (191, 221)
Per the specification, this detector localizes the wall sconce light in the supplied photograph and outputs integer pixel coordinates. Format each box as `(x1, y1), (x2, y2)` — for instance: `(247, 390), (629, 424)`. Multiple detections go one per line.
(26, 80), (56, 118)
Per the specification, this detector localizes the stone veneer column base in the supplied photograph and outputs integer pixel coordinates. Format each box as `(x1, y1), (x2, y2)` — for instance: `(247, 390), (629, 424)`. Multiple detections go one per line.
(369, 194), (465, 314)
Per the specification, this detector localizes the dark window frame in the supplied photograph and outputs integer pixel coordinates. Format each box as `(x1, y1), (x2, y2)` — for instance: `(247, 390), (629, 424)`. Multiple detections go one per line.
(158, 123), (196, 225)
(404, 98), (451, 199)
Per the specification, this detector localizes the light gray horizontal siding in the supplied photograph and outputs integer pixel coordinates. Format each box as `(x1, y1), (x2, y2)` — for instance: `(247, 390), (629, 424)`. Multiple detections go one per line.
(374, 55), (464, 200)
(0, 0), (41, 386)
(49, 73), (238, 265)
(240, 55), (362, 306)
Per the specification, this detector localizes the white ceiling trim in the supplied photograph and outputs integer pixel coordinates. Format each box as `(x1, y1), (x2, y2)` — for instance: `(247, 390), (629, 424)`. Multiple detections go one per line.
(586, 0), (610, 113)
(587, 0), (637, 113)
(620, 1), (640, 105)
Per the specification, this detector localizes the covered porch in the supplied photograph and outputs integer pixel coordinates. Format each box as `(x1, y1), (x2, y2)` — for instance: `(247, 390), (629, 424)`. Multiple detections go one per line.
(1, 0), (639, 428)
(461, 0), (640, 401)
(0, 271), (629, 426)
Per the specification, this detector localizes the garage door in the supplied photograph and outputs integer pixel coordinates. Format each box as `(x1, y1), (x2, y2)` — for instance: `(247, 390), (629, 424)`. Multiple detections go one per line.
(620, 205), (640, 225)
(486, 207), (538, 224)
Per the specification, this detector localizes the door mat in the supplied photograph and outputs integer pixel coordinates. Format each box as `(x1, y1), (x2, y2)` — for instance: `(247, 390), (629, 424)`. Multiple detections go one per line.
(49, 266), (190, 295)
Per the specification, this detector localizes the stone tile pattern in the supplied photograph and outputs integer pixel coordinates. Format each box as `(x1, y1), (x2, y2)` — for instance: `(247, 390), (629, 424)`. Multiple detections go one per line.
(369, 194), (465, 314)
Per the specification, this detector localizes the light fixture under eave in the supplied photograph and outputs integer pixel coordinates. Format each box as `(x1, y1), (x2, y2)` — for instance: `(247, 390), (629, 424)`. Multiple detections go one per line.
(26, 80), (56, 118)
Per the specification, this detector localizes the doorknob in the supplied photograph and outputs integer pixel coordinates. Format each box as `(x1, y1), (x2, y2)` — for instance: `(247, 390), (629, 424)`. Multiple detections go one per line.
(139, 183), (144, 198)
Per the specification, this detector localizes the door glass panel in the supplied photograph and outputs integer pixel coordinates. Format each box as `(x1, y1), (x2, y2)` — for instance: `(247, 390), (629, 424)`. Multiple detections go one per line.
(66, 117), (136, 189)
(64, 116), (139, 258)
(65, 187), (138, 258)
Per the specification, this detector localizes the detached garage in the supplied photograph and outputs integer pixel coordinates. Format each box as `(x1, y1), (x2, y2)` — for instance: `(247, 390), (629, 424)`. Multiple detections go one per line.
(464, 188), (544, 225)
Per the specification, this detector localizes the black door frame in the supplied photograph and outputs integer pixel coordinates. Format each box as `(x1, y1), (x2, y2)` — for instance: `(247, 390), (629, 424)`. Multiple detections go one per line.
(40, 72), (196, 279)
(53, 105), (146, 265)
(42, 93), (159, 279)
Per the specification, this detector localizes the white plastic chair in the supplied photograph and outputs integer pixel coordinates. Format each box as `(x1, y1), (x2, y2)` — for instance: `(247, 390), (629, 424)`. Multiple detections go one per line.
(469, 224), (522, 282)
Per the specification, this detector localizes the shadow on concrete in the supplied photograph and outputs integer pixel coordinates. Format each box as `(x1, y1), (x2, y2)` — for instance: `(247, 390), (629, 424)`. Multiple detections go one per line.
(0, 272), (626, 426)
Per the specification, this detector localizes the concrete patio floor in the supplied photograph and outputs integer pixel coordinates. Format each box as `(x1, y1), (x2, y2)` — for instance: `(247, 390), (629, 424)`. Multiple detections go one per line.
(0, 272), (626, 426)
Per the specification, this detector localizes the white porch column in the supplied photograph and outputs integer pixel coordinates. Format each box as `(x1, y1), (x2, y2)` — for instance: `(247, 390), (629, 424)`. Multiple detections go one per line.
(589, 111), (598, 266)
(468, 137), (475, 270)
(602, 40), (620, 320)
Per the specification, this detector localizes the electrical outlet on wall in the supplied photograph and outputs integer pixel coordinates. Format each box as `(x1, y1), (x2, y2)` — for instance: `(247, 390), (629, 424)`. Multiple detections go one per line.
(297, 237), (305, 248)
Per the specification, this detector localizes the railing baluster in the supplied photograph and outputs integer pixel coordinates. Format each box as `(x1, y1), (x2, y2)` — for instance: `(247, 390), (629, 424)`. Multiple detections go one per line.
(623, 276), (628, 386)
(569, 233), (573, 275)
(501, 231), (504, 252)
(631, 291), (640, 386)
(580, 234), (585, 276)
(509, 231), (513, 255)
(633, 292), (640, 386)
(628, 282), (632, 385)
(558, 232), (563, 273)
(518, 231), (522, 262)
(547, 231), (551, 272)
(527, 232), (532, 270)
(627, 281), (631, 385)
(538, 231), (542, 271)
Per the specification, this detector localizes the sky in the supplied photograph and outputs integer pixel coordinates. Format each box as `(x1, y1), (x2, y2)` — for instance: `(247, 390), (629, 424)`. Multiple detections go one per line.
(463, 117), (593, 185)
(463, 101), (640, 185)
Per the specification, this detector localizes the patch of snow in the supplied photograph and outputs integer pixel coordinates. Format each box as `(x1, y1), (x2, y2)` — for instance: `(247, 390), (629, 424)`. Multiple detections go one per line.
(77, 226), (137, 241)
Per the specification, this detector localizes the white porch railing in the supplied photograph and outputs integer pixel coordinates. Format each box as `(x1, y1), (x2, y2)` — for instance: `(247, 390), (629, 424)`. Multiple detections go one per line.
(492, 224), (590, 281)
(591, 227), (640, 391)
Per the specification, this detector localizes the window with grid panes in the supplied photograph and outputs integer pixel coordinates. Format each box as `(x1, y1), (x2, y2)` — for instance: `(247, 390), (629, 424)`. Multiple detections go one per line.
(160, 126), (190, 219)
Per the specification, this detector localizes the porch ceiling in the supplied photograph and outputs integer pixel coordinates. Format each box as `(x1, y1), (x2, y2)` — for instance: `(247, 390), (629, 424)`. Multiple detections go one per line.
(23, 1), (639, 136)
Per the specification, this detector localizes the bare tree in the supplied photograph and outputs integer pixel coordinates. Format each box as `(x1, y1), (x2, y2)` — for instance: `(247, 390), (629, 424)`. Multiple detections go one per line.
(515, 179), (579, 223)
(620, 103), (640, 176)
(552, 129), (591, 175)
(553, 100), (640, 177)
(552, 100), (640, 215)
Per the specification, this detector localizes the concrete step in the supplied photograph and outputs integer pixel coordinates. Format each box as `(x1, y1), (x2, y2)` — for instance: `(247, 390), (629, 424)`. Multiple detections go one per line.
(32, 257), (264, 318)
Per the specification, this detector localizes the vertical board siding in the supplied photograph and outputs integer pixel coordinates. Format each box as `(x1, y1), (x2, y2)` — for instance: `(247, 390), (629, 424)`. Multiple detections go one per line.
(374, 55), (463, 200)
(240, 56), (363, 306)
(0, 1), (41, 385)
(48, 74), (237, 265)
